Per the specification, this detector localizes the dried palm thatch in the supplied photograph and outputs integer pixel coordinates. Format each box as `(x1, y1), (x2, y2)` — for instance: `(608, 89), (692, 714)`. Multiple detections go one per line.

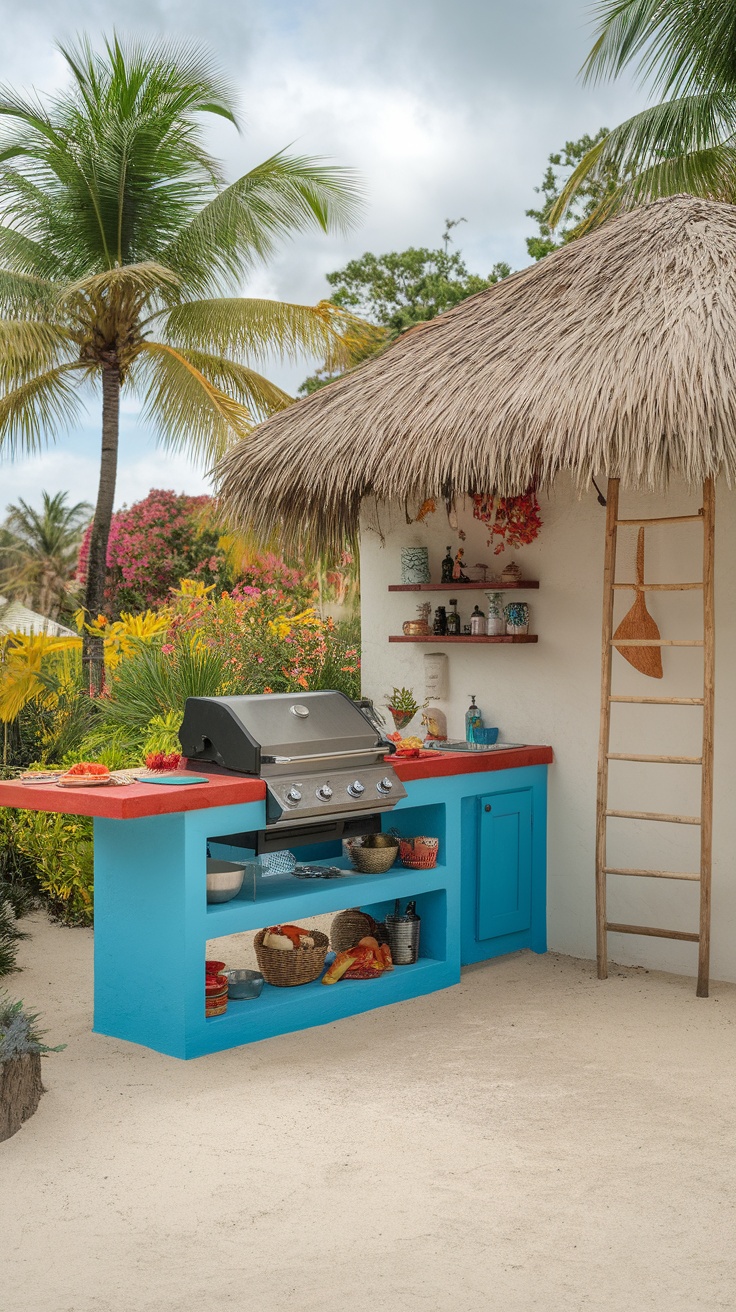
(217, 195), (736, 555)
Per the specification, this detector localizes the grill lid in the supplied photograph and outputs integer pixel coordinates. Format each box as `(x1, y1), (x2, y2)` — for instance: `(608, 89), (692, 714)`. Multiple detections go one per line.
(179, 691), (386, 774)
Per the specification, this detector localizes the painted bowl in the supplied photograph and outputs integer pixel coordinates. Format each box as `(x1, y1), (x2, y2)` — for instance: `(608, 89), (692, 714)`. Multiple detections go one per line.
(206, 859), (245, 903)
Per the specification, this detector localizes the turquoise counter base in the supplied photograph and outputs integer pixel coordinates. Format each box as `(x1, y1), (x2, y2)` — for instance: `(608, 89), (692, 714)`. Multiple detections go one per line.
(92, 763), (548, 1059)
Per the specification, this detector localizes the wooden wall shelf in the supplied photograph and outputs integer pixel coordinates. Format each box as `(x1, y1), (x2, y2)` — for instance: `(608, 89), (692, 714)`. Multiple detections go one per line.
(389, 581), (539, 592)
(389, 634), (538, 644)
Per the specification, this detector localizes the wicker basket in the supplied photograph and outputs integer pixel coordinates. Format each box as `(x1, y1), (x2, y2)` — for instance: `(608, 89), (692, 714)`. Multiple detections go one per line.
(330, 909), (388, 954)
(346, 838), (399, 874)
(254, 928), (329, 987)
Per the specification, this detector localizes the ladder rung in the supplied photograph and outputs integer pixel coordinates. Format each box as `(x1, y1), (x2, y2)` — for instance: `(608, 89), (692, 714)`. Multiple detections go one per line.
(607, 753), (702, 764)
(604, 867), (700, 881)
(606, 808), (701, 824)
(611, 639), (704, 647)
(613, 582), (703, 591)
(615, 515), (703, 526)
(606, 922), (700, 942)
(609, 696), (704, 705)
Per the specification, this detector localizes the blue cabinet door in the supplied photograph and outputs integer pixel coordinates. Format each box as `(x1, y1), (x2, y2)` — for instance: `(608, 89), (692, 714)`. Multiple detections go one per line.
(477, 789), (532, 940)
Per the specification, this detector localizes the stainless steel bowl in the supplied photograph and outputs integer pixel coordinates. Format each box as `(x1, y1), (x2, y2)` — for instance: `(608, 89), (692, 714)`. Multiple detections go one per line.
(206, 859), (245, 903)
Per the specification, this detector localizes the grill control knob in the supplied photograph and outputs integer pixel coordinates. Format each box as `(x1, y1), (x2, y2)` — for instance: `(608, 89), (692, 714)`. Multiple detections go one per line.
(347, 780), (365, 798)
(317, 784), (333, 802)
(377, 776), (393, 795)
(286, 787), (302, 805)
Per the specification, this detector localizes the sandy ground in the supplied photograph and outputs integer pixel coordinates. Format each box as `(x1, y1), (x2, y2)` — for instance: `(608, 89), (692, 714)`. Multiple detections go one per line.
(2, 915), (736, 1312)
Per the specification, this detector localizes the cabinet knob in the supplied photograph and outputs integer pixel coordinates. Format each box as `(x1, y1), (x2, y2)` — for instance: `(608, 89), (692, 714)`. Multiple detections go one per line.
(484, 804), (492, 812)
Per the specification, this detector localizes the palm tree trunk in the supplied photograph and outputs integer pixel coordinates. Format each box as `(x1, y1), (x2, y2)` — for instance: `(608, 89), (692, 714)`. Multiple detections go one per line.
(83, 362), (120, 693)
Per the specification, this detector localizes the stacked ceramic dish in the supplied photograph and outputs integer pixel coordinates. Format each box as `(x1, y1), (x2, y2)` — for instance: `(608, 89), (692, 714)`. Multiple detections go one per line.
(205, 959), (228, 1017)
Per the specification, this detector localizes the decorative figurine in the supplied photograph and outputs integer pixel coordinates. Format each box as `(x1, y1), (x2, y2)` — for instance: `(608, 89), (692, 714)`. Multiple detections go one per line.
(452, 548), (470, 582)
(421, 706), (448, 743)
(441, 546), (455, 583)
(432, 605), (448, 635)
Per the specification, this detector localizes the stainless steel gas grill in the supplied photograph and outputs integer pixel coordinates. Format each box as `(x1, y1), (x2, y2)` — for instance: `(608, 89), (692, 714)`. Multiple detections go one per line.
(179, 691), (407, 852)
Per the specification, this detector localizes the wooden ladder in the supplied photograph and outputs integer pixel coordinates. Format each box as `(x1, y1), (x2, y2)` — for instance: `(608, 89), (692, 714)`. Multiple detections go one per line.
(596, 478), (715, 997)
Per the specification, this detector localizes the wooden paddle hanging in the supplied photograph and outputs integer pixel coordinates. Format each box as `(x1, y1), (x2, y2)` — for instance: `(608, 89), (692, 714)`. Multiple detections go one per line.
(613, 528), (663, 678)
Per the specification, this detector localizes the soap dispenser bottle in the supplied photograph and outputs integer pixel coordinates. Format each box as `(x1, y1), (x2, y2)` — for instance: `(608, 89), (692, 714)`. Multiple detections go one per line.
(465, 695), (482, 743)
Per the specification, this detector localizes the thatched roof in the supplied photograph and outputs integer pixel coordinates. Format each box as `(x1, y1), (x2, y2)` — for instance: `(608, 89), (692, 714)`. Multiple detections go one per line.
(217, 195), (736, 553)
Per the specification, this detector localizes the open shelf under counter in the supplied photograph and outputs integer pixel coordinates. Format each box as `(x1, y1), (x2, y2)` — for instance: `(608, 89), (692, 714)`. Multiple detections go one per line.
(204, 861), (449, 932)
(389, 633), (538, 644)
(389, 581), (539, 591)
(200, 955), (454, 1054)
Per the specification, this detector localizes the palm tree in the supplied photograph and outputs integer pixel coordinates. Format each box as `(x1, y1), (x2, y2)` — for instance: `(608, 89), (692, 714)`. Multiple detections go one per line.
(0, 35), (368, 687)
(550, 0), (736, 231)
(0, 490), (91, 618)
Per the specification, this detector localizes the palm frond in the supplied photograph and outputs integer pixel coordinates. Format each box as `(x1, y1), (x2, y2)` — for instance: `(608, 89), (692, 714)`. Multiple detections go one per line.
(0, 35), (240, 273)
(156, 295), (382, 367)
(583, 0), (736, 100)
(161, 151), (364, 296)
(0, 363), (86, 455)
(0, 319), (72, 384)
(156, 345), (292, 420)
(550, 92), (736, 229)
(137, 341), (253, 462)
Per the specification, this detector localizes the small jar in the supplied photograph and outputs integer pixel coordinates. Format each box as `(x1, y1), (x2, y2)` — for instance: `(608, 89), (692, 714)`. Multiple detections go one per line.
(470, 605), (486, 635)
(504, 601), (530, 635)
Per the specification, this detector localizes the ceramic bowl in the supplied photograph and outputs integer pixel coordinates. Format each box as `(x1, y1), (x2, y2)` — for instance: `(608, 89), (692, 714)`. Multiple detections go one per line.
(226, 969), (265, 1001)
(206, 859), (245, 903)
(470, 727), (499, 747)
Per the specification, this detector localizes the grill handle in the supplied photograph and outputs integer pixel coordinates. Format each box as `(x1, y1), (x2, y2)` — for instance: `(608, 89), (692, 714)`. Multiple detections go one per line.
(266, 746), (389, 765)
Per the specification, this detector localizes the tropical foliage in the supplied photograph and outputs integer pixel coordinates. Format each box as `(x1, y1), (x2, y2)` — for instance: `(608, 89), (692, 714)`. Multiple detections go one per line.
(0, 579), (361, 922)
(550, 0), (736, 230)
(300, 221), (510, 393)
(0, 34), (366, 685)
(0, 491), (91, 620)
(77, 489), (231, 614)
(525, 130), (624, 258)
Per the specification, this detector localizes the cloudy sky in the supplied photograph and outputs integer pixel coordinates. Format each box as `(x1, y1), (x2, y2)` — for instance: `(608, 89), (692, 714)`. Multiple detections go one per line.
(0, 0), (643, 513)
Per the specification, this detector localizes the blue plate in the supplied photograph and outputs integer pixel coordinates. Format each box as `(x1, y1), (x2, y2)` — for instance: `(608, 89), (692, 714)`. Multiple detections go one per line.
(135, 774), (209, 786)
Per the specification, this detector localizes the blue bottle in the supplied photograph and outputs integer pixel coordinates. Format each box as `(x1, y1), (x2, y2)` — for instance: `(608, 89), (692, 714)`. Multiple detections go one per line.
(465, 695), (482, 743)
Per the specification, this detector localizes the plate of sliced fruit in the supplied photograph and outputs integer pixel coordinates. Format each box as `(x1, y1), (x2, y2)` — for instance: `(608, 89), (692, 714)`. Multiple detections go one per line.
(56, 762), (113, 788)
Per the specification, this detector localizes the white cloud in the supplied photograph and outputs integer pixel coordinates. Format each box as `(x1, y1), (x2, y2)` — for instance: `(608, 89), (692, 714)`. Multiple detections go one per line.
(0, 447), (212, 511)
(0, 0), (648, 510)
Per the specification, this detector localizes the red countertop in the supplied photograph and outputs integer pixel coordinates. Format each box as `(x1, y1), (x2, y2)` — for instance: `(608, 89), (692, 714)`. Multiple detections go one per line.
(0, 771), (266, 821)
(0, 745), (552, 821)
(391, 744), (553, 782)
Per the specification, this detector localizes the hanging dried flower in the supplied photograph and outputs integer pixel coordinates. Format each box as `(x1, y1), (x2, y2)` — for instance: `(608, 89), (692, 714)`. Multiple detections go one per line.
(472, 488), (542, 554)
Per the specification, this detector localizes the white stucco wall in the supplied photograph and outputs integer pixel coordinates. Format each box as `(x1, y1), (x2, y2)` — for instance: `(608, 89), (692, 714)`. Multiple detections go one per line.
(360, 475), (736, 982)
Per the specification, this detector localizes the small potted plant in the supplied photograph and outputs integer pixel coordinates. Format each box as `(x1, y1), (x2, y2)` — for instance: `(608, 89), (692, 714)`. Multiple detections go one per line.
(385, 686), (425, 732)
(0, 994), (64, 1141)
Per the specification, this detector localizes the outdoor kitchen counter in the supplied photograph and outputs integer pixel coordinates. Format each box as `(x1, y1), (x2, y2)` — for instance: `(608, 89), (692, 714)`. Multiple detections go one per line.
(0, 748), (552, 1059)
(391, 744), (553, 782)
(0, 771), (266, 820)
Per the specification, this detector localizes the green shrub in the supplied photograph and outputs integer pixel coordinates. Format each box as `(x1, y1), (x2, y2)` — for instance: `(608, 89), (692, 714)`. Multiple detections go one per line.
(2, 809), (93, 926)
(0, 994), (65, 1057)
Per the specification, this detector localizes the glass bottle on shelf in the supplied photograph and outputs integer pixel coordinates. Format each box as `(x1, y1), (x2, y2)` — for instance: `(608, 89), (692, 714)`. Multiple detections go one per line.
(432, 605), (447, 635)
(446, 598), (461, 635)
(465, 695), (483, 743)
